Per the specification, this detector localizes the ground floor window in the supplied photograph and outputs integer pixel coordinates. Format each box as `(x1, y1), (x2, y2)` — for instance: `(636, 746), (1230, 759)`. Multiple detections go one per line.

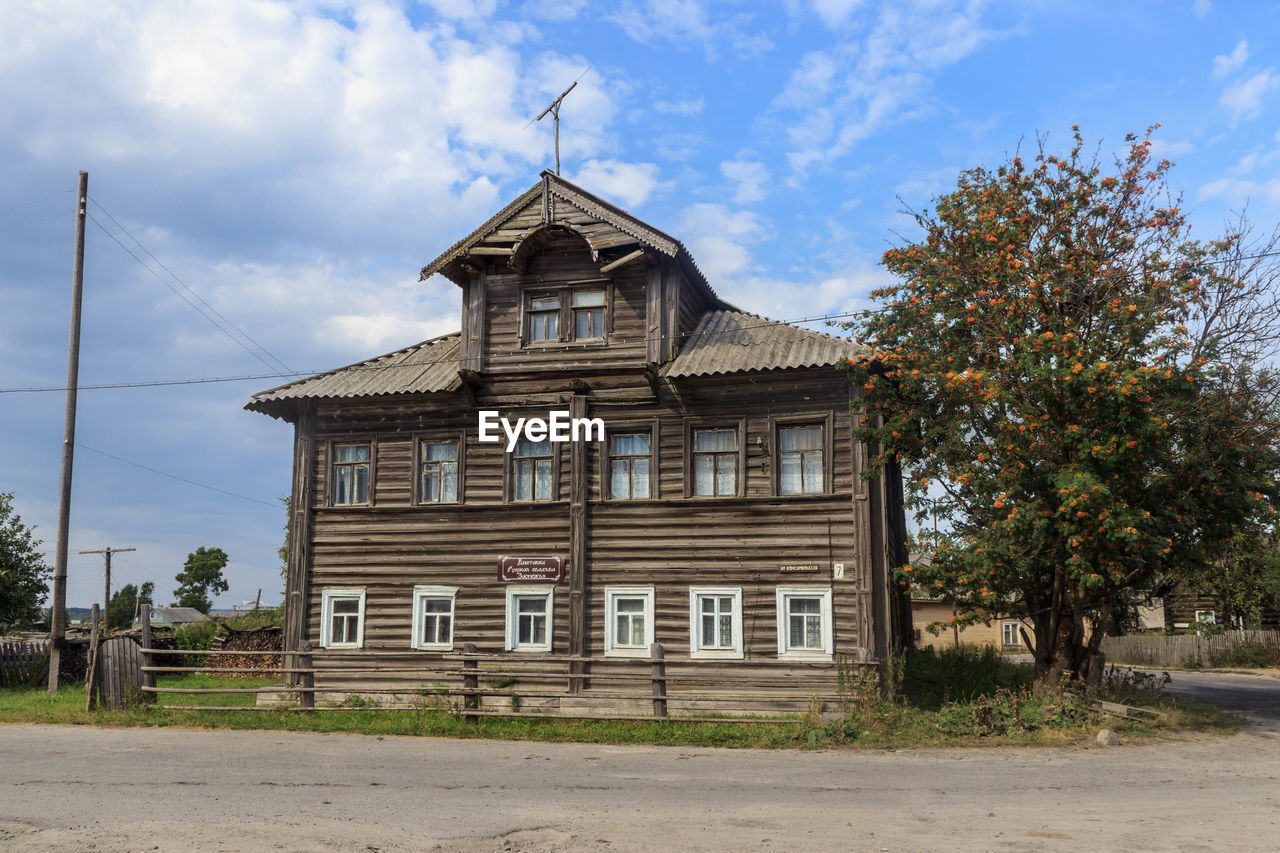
(320, 589), (366, 649)
(689, 586), (744, 659)
(604, 586), (655, 657)
(412, 585), (458, 649)
(1001, 621), (1022, 647)
(505, 587), (554, 651)
(775, 588), (833, 658)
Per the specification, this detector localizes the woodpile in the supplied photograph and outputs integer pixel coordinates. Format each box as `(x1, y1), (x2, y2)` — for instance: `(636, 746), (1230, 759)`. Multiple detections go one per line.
(207, 625), (283, 678)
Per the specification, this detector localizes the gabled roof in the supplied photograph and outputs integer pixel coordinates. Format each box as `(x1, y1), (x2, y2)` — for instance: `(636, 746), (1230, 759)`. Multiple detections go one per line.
(662, 310), (864, 378)
(419, 171), (723, 307)
(244, 332), (462, 416)
(144, 606), (208, 624)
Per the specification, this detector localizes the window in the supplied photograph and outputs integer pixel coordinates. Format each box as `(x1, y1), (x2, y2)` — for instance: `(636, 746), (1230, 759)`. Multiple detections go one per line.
(692, 427), (739, 497)
(320, 589), (365, 649)
(1001, 621), (1022, 647)
(528, 295), (560, 342)
(572, 290), (605, 339)
(419, 439), (459, 503)
(604, 587), (655, 657)
(332, 443), (371, 505)
(775, 588), (833, 658)
(689, 587), (743, 659)
(609, 432), (651, 500)
(412, 585), (458, 649)
(779, 424), (825, 495)
(513, 437), (554, 501)
(505, 587), (554, 651)
(1195, 610), (1216, 625)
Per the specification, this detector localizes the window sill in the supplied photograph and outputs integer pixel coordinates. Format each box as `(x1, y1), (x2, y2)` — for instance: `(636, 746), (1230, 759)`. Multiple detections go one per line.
(604, 647), (652, 659)
(322, 643), (363, 651)
(690, 649), (745, 661)
(777, 651), (833, 662)
(522, 340), (609, 350)
(414, 643), (454, 652)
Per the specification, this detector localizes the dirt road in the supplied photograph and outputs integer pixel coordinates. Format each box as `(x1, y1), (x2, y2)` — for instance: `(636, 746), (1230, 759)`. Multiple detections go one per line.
(1, 721), (1277, 852)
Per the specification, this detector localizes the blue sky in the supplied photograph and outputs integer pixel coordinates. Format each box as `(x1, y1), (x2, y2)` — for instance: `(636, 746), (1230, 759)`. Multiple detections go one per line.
(2, 0), (1277, 610)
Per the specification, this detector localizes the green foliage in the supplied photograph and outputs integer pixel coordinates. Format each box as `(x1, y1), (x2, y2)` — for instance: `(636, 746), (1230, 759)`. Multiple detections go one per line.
(1205, 641), (1280, 668)
(0, 492), (51, 629)
(847, 126), (1280, 688)
(173, 546), (230, 612)
(1186, 528), (1280, 627)
(901, 645), (1030, 710)
(107, 581), (154, 629)
(277, 495), (289, 582)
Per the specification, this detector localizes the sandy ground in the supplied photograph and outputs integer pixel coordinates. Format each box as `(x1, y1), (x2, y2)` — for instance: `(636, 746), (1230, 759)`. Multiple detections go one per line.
(1, 712), (1277, 853)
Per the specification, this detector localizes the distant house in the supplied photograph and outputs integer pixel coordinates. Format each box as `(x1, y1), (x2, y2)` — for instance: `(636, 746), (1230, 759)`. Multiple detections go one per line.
(134, 606), (207, 628)
(907, 553), (1031, 652)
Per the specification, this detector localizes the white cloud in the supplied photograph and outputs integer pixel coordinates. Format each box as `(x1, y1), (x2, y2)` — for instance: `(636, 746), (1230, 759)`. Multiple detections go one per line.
(1192, 0), (1212, 18)
(1221, 70), (1279, 122)
(1211, 40), (1249, 79)
(567, 159), (662, 208)
(522, 0), (588, 21)
(721, 159), (769, 204)
(678, 204), (765, 283)
(811, 0), (866, 29)
(1198, 176), (1280, 204)
(608, 0), (774, 58)
(1148, 138), (1194, 160)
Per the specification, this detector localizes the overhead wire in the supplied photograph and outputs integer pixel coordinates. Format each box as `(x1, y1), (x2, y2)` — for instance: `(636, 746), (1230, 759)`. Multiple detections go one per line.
(75, 442), (280, 508)
(0, 187), (74, 215)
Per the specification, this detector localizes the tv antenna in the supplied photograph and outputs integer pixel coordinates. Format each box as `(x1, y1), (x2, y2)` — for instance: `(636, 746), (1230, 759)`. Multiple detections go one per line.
(529, 68), (590, 175)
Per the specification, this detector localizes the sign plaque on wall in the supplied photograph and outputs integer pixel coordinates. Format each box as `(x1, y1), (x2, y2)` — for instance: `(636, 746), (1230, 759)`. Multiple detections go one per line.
(498, 555), (565, 582)
(779, 564), (821, 573)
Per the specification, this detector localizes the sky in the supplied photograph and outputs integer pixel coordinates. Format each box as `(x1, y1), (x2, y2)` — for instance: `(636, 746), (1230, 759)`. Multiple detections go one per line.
(2, 0), (1278, 612)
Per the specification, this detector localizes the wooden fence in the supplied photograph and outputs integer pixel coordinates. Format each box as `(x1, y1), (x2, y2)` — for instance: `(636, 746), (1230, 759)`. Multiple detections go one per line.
(1102, 629), (1280, 668)
(0, 640), (48, 687)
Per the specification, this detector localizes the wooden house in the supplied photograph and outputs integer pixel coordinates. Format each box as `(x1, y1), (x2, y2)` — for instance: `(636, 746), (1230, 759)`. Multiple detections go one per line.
(247, 172), (911, 716)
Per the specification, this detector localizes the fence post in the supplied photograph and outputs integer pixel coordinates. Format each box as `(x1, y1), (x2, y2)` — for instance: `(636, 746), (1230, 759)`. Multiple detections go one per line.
(299, 640), (315, 710)
(139, 604), (155, 704)
(650, 642), (667, 719)
(85, 603), (100, 711)
(463, 642), (479, 724)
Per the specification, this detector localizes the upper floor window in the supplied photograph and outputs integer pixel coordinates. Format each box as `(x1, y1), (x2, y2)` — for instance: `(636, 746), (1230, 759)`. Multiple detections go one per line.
(609, 432), (652, 500)
(513, 437), (554, 501)
(333, 443), (371, 505)
(528, 295), (560, 342)
(419, 439), (459, 504)
(572, 290), (605, 339)
(779, 424), (824, 495)
(524, 288), (608, 346)
(692, 428), (738, 497)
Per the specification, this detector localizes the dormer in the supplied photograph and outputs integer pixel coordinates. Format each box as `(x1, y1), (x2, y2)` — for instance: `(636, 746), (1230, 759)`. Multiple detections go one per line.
(419, 172), (728, 377)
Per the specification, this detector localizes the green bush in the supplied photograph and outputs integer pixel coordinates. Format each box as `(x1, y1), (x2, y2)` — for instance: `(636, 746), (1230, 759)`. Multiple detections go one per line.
(902, 644), (1031, 710)
(1206, 641), (1280, 669)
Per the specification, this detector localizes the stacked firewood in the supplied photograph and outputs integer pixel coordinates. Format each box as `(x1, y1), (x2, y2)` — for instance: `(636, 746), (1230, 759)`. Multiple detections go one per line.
(206, 625), (283, 678)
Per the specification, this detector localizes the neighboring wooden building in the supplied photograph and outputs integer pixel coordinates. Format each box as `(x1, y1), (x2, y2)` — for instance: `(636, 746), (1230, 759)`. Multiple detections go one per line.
(910, 597), (1031, 653)
(247, 172), (910, 715)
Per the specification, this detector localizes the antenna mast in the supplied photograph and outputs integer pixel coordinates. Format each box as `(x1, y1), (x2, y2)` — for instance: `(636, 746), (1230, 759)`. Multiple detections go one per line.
(532, 69), (589, 175)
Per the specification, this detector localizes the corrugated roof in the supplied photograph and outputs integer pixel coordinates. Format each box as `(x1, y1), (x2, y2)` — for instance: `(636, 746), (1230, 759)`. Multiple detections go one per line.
(245, 332), (462, 412)
(662, 310), (864, 378)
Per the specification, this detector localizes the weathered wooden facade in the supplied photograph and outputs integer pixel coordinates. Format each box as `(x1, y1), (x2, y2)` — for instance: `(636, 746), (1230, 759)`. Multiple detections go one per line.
(247, 172), (910, 716)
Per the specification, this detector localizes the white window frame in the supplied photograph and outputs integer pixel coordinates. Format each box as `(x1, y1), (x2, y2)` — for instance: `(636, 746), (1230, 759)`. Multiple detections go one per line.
(320, 588), (366, 649)
(689, 586), (744, 660)
(1001, 621), (1022, 647)
(604, 586), (656, 658)
(411, 585), (458, 650)
(505, 586), (555, 652)
(1195, 610), (1216, 625)
(775, 587), (834, 659)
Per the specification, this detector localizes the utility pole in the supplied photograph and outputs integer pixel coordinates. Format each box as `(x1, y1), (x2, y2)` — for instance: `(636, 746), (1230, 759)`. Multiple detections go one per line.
(80, 547), (135, 632)
(49, 170), (87, 695)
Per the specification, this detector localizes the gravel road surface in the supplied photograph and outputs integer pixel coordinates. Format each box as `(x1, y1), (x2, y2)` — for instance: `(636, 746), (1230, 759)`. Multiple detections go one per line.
(1, 717), (1277, 852)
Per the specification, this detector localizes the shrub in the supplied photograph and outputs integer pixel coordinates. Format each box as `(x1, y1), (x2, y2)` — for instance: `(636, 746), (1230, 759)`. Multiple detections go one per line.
(1206, 641), (1280, 669)
(902, 645), (1030, 710)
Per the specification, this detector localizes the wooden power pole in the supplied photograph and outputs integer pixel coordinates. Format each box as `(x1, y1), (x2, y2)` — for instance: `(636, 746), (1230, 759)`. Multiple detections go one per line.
(49, 170), (88, 694)
(80, 546), (135, 632)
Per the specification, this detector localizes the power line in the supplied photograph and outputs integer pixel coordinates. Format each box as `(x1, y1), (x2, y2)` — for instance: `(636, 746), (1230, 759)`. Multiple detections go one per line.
(0, 188), (74, 215)
(86, 211), (294, 376)
(87, 195), (294, 375)
(75, 442), (279, 508)
(0, 208), (75, 233)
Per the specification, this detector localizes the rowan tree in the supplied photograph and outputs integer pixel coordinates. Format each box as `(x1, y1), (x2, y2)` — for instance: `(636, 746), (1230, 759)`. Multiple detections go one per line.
(173, 546), (229, 613)
(0, 492), (50, 628)
(847, 127), (1280, 692)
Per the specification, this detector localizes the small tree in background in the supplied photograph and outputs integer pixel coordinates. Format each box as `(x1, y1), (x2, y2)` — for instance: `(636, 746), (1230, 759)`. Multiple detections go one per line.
(108, 581), (154, 629)
(848, 126), (1280, 693)
(173, 546), (229, 613)
(0, 492), (51, 628)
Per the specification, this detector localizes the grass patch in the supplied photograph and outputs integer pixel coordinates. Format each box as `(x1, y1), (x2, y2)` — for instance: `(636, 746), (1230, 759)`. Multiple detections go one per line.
(0, 650), (1242, 749)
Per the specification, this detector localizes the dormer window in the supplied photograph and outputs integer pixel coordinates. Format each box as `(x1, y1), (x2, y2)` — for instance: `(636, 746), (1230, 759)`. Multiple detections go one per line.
(524, 287), (608, 346)
(573, 290), (605, 339)
(528, 295), (560, 342)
